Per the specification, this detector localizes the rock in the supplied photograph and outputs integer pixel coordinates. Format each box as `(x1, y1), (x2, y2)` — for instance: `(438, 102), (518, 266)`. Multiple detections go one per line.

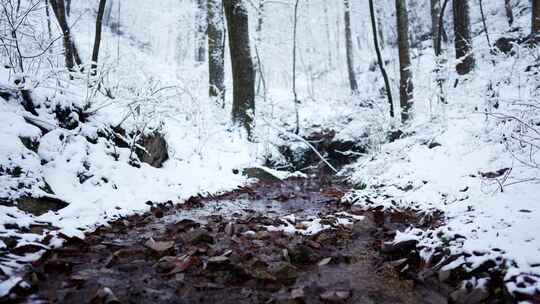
(352, 217), (377, 235)
(450, 286), (489, 304)
(381, 239), (418, 254)
(136, 131), (169, 168)
(183, 229), (214, 245)
(438, 268), (452, 282)
(319, 290), (351, 302)
(90, 287), (121, 304)
(0, 236), (19, 249)
(388, 129), (404, 142)
(494, 36), (519, 55)
(288, 244), (320, 265)
(290, 288), (305, 300)
(19, 136), (39, 152)
(428, 141), (442, 149)
(144, 238), (174, 254)
(16, 196), (69, 216)
(172, 219), (200, 233)
(269, 262), (300, 282)
(242, 167), (283, 183)
(0, 85), (18, 101)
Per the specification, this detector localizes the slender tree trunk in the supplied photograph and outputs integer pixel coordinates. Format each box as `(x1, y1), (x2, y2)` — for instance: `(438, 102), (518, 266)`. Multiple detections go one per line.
(343, 0), (358, 93)
(505, 0), (514, 27)
(434, 0), (449, 104)
(207, 0), (225, 102)
(45, 0), (52, 42)
(453, 0), (474, 75)
(430, 0), (440, 49)
(91, 0), (107, 75)
(224, 0), (255, 138)
(196, 0), (207, 63)
(48, 0), (75, 71)
(532, 0), (540, 42)
(368, 0), (394, 118)
(396, 0), (413, 122)
(478, 0), (491, 47)
(323, 2), (332, 69)
(66, 0), (71, 16)
(72, 40), (83, 67)
(257, 0), (264, 33)
(292, 0), (300, 134)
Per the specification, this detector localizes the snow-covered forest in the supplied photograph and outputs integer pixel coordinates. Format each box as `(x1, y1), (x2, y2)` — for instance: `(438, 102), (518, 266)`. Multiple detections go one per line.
(1, 0), (539, 302)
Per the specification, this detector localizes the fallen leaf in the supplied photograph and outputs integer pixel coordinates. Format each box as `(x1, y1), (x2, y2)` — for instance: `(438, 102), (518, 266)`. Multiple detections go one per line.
(318, 257), (332, 266)
(144, 238), (174, 253)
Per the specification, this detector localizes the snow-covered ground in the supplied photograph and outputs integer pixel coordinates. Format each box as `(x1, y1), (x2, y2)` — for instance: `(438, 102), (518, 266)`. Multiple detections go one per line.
(344, 1), (540, 296)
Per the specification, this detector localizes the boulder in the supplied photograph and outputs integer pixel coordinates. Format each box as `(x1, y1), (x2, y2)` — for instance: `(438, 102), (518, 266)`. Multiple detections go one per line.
(136, 132), (169, 168)
(242, 167), (283, 183)
(17, 196), (69, 216)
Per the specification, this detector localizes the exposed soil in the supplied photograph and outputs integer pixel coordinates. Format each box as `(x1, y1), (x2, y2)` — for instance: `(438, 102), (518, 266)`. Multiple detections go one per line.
(5, 178), (447, 304)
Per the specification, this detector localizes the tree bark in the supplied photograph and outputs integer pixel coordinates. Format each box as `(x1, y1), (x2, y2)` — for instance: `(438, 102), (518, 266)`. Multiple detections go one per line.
(196, 0), (207, 63)
(430, 0), (447, 50)
(224, 0), (255, 138)
(505, 0), (514, 27)
(396, 0), (413, 122)
(207, 0), (225, 102)
(368, 0), (394, 118)
(48, 0), (75, 71)
(91, 0), (107, 75)
(533, 0), (540, 41)
(343, 0), (358, 93)
(292, 0), (300, 134)
(452, 0), (474, 75)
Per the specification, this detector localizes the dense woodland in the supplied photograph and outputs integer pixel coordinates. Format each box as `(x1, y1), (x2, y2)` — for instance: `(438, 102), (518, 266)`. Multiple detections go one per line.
(0, 0), (540, 303)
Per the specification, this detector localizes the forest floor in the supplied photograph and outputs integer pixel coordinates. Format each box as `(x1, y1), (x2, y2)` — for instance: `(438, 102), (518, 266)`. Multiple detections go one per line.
(4, 177), (450, 304)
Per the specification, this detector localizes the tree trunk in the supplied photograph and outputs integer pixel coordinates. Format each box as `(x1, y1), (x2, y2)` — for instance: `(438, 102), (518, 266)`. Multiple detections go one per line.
(292, 0), (300, 134)
(396, 0), (413, 122)
(368, 0), (394, 118)
(323, 2), (332, 70)
(505, 0), (514, 27)
(533, 0), (540, 41)
(224, 0), (255, 138)
(430, 0), (440, 49)
(196, 0), (207, 63)
(66, 0), (71, 16)
(343, 0), (358, 93)
(45, 0), (52, 41)
(48, 0), (75, 71)
(91, 0), (107, 75)
(207, 0), (225, 102)
(452, 0), (474, 75)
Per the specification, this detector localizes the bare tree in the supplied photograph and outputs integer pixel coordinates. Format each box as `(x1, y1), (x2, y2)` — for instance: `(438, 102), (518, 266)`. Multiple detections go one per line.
(292, 0), (300, 134)
(505, 0), (514, 28)
(224, 0), (255, 138)
(48, 0), (82, 72)
(452, 0), (474, 75)
(91, 0), (107, 75)
(207, 0), (225, 102)
(430, 0), (447, 50)
(343, 0), (358, 93)
(368, 0), (394, 118)
(396, 0), (413, 122)
(533, 0), (540, 42)
(195, 0), (207, 63)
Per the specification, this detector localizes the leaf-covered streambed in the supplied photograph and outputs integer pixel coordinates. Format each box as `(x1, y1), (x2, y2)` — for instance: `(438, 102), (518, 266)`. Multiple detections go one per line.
(6, 177), (447, 304)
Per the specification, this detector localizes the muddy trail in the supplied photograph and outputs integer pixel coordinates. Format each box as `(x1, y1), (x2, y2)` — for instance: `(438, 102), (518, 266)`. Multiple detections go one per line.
(5, 178), (447, 304)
